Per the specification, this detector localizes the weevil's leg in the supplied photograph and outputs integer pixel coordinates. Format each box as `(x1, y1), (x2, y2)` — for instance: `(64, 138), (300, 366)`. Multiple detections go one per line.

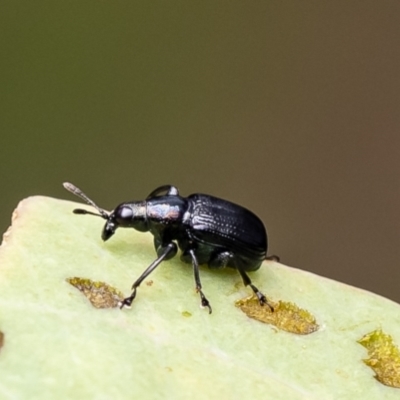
(120, 242), (177, 309)
(188, 249), (212, 314)
(237, 267), (274, 312)
(153, 237), (177, 260)
(146, 185), (179, 199)
(266, 254), (280, 262)
(208, 250), (233, 269)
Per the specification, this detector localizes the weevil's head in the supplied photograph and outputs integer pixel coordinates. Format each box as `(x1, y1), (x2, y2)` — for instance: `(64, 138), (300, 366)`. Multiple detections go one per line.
(63, 182), (148, 242)
(101, 202), (148, 241)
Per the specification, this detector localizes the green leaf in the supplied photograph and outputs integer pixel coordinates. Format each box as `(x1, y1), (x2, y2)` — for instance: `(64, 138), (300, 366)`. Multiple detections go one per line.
(0, 196), (399, 399)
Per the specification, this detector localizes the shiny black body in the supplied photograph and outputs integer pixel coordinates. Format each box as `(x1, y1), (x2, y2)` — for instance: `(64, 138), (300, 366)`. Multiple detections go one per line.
(63, 183), (276, 313)
(145, 193), (267, 272)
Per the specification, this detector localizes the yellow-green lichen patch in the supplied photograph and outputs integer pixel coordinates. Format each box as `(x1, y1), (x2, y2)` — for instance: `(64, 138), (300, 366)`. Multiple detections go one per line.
(358, 329), (400, 388)
(182, 311), (192, 318)
(235, 295), (318, 335)
(66, 277), (124, 309)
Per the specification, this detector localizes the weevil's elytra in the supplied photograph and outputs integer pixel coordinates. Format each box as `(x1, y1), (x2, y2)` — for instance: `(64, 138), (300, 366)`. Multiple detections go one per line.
(63, 182), (278, 314)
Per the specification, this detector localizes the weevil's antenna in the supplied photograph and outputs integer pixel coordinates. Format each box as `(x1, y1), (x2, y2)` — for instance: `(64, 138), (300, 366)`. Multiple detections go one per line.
(63, 182), (109, 220)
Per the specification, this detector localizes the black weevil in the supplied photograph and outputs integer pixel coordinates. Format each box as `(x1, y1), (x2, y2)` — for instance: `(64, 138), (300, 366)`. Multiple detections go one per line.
(63, 182), (278, 314)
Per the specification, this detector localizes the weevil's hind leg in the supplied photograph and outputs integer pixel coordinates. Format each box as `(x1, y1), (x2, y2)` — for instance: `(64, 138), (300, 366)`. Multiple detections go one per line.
(266, 254), (280, 262)
(187, 249), (212, 314)
(208, 250), (233, 269)
(237, 267), (274, 312)
(120, 242), (177, 309)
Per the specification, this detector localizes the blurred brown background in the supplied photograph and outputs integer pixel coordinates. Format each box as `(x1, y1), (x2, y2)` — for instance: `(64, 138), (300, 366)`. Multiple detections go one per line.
(1, 2), (399, 303)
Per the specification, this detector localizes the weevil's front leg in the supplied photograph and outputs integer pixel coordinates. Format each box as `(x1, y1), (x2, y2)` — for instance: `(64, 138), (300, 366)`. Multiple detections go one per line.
(120, 242), (177, 309)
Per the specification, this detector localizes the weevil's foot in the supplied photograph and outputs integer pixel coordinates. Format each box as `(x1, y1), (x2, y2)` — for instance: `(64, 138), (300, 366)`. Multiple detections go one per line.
(120, 289), (137, 309)
(257, 293), (274, 312)
(266, 254), (280, 262)
(199, 291), (212, 314)
(119, 297), (133, 309)
(202, 299), (212, 314)
(249, 283), (274, 312)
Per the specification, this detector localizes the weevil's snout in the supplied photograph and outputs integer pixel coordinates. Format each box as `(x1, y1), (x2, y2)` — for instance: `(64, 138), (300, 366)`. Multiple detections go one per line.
(102, 219), (118, 241)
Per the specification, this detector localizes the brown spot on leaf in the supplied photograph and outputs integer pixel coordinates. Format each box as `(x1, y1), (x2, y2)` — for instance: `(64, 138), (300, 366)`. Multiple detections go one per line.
(235, 295), (318, 335)
(358, 329), (400, 388)
(67, 277), (124, 309)
(0, 331), (4, 351)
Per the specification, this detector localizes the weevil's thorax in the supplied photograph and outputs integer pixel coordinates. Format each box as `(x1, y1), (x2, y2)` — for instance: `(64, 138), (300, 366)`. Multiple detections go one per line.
(146, 195), (189, 236)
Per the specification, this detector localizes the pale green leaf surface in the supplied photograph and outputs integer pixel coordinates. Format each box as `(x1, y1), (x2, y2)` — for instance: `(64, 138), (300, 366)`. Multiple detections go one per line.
(0, 196), (399, 399)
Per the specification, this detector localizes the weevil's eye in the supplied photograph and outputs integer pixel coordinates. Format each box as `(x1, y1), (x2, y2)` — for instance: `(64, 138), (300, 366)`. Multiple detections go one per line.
(115, 206), (133, 223)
